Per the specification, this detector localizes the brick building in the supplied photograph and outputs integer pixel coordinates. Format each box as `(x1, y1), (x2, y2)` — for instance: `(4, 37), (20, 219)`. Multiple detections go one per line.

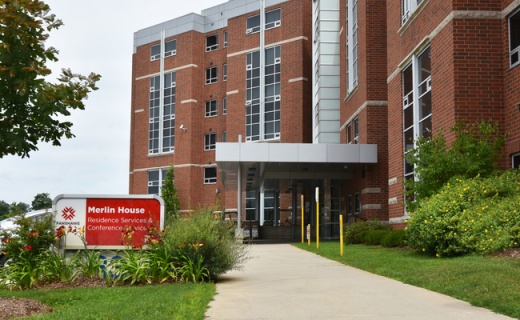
(130, 0), (520, 239)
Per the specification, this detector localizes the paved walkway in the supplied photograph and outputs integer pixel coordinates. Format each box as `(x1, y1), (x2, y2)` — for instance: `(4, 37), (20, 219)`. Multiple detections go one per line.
(205, 244), (514, 320)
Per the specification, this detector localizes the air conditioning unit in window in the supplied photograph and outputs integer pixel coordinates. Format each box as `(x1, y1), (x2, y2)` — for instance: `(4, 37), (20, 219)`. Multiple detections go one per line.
(275, 57), (281, 64)
(148, 182), (154, 186)
(246, 28), (254, 34)
(274, 21), (281, 27)
(246, 101), (252, 106)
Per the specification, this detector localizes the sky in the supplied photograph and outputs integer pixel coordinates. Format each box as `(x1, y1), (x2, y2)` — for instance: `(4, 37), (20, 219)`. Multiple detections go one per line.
(0, 0), (224, 205)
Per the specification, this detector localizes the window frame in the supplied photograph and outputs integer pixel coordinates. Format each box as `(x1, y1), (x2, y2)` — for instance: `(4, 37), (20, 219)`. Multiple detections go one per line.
(223, 63), (228, 81)
(513, 153), (520, 169)
(205, 34), (219, 52)
(353, 117), (359, 144)
(246, 9), (281, 34)
(346, 0), (358, 93)
(205, 100), (218, 118)
(223, 31), (228, 48)
(148, 168), (169, 195)
(204, 167), (217, 184)
(222, 131), (227, 142)
(222, 96), (227, 115)
(205, 67), (218, 85)
(164, 39), (177, 57)
(402, 0), (424, 25)
(509, 7), (520, 68)
(204, 133), (217, 151)
(150, 44), (161, 61)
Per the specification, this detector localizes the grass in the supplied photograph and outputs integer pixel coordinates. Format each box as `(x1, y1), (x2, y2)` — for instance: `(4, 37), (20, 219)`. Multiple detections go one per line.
(0, 283), (215, 320)
(294, 242), (520, 319)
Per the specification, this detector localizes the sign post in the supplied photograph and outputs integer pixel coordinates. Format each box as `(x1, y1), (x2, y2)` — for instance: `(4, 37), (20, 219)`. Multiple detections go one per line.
(316, 187), (319, 249)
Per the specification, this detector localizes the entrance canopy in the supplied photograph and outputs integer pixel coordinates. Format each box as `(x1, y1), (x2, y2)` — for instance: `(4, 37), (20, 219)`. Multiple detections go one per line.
(216, 142), (378, 191)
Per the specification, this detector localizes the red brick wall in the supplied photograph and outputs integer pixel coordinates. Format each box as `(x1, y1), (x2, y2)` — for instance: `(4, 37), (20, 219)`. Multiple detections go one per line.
(129, 0), (312, 212)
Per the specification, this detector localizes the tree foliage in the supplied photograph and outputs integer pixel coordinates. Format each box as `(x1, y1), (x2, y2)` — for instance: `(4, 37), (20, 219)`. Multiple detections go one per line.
(161, 165), (180, 224)
(31, 192), (51, 210)
(0, 0), (101, 158)
(405, 120), (505, 208)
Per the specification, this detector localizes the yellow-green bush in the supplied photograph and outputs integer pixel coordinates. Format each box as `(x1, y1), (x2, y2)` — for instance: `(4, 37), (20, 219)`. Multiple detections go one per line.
(406, 169), (520, 256)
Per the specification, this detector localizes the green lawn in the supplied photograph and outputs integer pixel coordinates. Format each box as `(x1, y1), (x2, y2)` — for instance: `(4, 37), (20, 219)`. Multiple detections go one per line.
(0, 283), (215, 320)
(295, 242), (520, 319)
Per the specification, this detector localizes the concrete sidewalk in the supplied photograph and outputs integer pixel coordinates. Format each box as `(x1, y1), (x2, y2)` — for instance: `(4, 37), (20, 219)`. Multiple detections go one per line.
(205, 244), (514, 320)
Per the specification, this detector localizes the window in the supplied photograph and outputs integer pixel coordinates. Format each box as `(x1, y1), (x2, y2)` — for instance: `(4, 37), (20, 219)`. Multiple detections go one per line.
(403, 47), (431, 197)
(222, 96), (227, 115)
(346, 123), (352, 143)
(206, 67), (218, 84)
(150, 44), (160, 61)
(346, 0), (358, 93)
(165, 39), (176, 57)
(163, 72), (176, 152)
(246, 9), (281, 34)
(223, 31), (228, 48)
(204, 133), (217, 151)
(246, 46), (281, 141)
(246, 14), (260, 34)
(206, 34), (218, 52)
(223, 64), (227, 81)
(245, 190), (257, 220)
(149, 76), (160, 154)
(513, 153), (520, 169)
(204, 167), (217, 184)
(148, 168), (168, 195)
(205, 100), (218, 117)
(265, 9), (281, 30)
(354, 193), (360, 214)
(149, 72), (176, 155)
(510, 8), (520, 68)
(353, 117), (359, 144)
(402, 0), (423, 24)
(222, 131), (227, 142)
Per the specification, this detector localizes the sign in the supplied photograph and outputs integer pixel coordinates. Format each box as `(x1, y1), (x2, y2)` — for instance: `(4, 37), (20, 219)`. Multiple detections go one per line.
(53, 194), (164, 250)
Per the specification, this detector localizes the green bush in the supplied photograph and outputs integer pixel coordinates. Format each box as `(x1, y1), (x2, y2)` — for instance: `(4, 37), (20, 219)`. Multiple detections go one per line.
(162, 208), (249, 279)
(344, 220), (391, 244)
(406, 169), (520, 256)
(363, 230), (390, 245)
(381, 229), (407, 248)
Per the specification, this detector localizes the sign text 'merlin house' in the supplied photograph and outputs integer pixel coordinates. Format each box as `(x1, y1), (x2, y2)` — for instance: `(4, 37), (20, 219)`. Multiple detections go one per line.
(53, 194), (164, 250)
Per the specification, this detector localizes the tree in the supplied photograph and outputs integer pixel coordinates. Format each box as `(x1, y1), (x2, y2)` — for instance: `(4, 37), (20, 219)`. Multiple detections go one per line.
(31, 192), (52, 210)
(405, 120), (505, 208)
(10, 201), (30, 214)
(0, 0), (101, 158)
(0, 200), (9, 220)
(161, 165), (180, 224)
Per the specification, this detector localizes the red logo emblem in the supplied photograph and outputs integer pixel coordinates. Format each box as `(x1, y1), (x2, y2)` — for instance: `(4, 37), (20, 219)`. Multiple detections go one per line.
(61, 207), (76, 220)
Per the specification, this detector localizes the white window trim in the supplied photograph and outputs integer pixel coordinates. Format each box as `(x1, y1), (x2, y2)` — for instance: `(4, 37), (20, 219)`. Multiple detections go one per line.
(205, 35), (219, 52)
(204, 167), (217, 184)
(509, 7), (520, 68)
(205, 67), (218, 85)
(346, 0), (358, 93)
(204, 133), (217, 151)
(205, 100), (218, 118)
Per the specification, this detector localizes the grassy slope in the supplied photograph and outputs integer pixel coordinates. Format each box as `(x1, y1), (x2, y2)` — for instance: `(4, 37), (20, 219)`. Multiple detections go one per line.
(295, 243), (520, 319)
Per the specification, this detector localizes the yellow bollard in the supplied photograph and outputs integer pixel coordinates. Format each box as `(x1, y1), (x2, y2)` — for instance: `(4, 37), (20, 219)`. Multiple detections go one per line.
(340, 214), (344, 256)
(301, 195), (304, 244)
(316, 187), (319, 249)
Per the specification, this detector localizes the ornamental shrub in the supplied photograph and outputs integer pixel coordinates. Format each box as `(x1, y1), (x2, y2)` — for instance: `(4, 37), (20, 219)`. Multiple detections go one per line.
(405, 120), (504, 210)
(161, 208), (249, 279)
(344, 220), (391, 244)
(406, 169), (520, 256)
(381, 229), (407, 248)
(363, 230), (390, 245)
